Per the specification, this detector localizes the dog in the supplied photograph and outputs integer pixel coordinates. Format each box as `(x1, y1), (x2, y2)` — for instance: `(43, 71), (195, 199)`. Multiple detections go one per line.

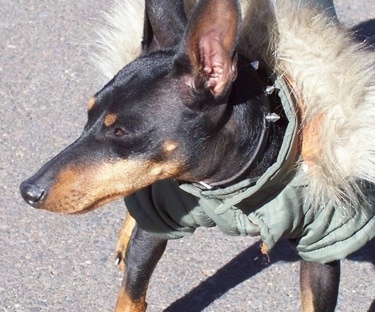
(20, 0), (375, 311)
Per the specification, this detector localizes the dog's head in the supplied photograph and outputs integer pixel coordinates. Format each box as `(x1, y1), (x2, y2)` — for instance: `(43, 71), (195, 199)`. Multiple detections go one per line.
(20, 0), (272, 214)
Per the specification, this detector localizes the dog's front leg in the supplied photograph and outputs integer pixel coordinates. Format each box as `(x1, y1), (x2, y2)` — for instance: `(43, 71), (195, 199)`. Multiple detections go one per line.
(115, 223), (168, 312)
(115, 212), (137, 271)
(300, 260), (340, 312)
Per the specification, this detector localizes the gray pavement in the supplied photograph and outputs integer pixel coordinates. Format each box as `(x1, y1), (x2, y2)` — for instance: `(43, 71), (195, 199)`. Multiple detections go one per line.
(1, 1), (374, 311)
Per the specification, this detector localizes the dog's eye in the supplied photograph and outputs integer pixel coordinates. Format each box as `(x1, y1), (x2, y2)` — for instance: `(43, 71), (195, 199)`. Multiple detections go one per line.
(114, 128), (126, 137)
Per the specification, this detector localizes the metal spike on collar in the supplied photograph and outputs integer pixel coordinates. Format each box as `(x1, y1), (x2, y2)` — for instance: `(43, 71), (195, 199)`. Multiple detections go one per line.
(250, 60), (259, 70)
(265, 113), (281, 123)
(265, 85), (276, 95)
(198, 181), (213, 190)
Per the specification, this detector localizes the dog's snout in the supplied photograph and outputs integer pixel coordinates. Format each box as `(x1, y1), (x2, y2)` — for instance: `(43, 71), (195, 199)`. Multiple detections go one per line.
(20, 180), (46, 208)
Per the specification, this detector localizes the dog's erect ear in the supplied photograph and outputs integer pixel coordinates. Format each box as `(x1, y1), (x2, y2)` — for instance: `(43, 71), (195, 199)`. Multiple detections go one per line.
(142, 0), (187, 53)
(176, 0), (241, 98)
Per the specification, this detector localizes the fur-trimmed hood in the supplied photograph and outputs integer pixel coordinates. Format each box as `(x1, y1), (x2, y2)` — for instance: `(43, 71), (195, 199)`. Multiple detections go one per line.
(94, 0), (375, 211)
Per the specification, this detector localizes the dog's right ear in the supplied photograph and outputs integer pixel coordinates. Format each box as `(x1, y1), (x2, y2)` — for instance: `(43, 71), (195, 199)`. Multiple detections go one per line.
(142, 0), (187, 54)
(175, 0), (241, 99)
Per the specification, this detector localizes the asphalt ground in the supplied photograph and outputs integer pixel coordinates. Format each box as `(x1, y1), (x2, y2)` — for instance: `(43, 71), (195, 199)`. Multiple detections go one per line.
(1, 1), (374, 311)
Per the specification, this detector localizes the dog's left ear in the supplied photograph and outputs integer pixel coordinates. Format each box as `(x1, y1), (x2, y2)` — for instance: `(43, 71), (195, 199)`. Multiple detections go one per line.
(176, 0), (240, 98)
(142, 0), (187, 54)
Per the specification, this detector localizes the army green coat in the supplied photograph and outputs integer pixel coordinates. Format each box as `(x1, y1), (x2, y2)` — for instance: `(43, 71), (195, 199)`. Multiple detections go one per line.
(126, 78), (375, 264)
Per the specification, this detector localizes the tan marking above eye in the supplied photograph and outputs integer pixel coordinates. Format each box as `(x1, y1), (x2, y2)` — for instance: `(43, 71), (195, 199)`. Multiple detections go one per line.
(104, 113), (118, 127)
(162, 140), (178, 153)
(87, 97), (95, 111)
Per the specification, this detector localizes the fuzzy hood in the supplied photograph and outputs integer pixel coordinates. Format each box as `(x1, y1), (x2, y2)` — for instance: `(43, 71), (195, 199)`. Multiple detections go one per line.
(93, 0), (375, 211)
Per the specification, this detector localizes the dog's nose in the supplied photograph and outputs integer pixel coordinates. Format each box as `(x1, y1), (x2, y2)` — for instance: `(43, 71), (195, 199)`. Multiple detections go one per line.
(19, 180), (46, 208)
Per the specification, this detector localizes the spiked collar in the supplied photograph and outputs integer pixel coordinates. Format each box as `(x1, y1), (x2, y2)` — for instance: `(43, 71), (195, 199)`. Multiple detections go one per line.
(182, 74), (300, 202)
(193, 72), (287, 191)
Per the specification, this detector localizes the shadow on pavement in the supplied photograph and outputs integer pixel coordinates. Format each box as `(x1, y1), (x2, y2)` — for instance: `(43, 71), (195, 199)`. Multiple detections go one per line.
(166, 239), (374, 312)
(369, 300), (375, 312)
(347, 238), (375, 265)
(165, 240), (298, 312)
(351, 18), (375, 47)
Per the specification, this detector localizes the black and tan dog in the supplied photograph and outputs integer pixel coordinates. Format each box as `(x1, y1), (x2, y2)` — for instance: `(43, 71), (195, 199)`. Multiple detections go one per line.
(20, 0), (375, 311)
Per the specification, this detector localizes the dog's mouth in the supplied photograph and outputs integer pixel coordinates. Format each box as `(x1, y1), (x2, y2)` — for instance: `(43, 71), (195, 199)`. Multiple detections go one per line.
(70, 192), (127, 215)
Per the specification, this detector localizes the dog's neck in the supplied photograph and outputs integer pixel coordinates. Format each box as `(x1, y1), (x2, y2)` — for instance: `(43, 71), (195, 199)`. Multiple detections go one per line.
(180, 57), (286, 188)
